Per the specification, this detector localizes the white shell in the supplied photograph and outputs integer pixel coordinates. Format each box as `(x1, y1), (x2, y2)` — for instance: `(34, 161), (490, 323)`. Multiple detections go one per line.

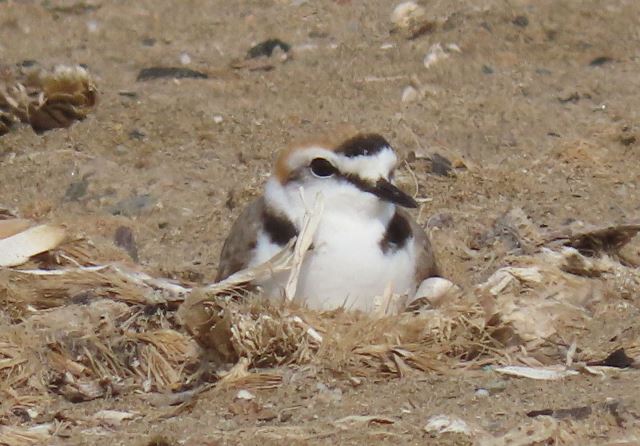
(412, 277), (457, 302)
(401, 85), (419, 103)
(0, 224), (65, 267)
(391, 1), (426, 29)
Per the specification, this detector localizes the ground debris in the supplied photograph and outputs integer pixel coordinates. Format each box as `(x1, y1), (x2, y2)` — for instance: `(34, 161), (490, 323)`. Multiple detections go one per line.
(425, 414), (474, 436)
(587, 348), (636, 369)
(494, 365), (579, 380)
(246, 39), (291, 59)
(1, 209), (640, 441)
(0, 223), (66, 267)
(136, 67), (208, 81)
(230, 38), (292, 71)
(0, 423), (56, 446)
(0, 63), (97, 134)
(563, 223), (640, 256)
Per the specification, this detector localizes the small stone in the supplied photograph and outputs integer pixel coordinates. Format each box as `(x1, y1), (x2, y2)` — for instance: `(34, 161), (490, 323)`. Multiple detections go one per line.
(179, 52), (191, 65)
(86, 20), (99, 33)
(620, 135), (636, 146)
(136, 67), (207, 81)
(115, 144), (128, 155)
(235, 389), (255, 401)
(109, 194), (155, 216)
(485, 380), (508, 394)
(401, 85), (419, 103)
(424, 43), (448, 69)
(213, 115), (224, 124)
(391, 1), (434, 38)
(445, 43), (462, 53)
(63, 175), (90, 202)
(589, 56), (613, 67)
(315, 382), (342, 403)
(247, 39), (291, 59)
(128, 129), (146, 141)
(482, 65), (494, 75)
(475, 388), (490, 398)
(391, 2), (425, 29)
(430, 153), (453, 176)
(512, 15), (529, 27)
(257, 409), (278, 421)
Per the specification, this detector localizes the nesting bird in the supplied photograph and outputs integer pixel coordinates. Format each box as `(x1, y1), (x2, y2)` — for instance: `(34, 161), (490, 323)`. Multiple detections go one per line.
(216, 133), (439, 312)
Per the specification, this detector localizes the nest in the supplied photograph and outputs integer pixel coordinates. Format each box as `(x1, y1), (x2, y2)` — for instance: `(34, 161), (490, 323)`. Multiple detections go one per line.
(0, 63), (97, 135)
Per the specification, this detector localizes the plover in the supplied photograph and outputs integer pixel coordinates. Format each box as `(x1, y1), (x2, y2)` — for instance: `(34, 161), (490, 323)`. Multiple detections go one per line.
(216, 133), (439, 312)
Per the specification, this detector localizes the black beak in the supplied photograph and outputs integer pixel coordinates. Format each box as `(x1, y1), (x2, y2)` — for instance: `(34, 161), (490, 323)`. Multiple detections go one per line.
(368, 179), (418, 208)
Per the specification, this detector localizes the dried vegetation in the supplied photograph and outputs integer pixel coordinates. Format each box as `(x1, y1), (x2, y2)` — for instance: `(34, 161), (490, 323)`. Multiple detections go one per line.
(0, 63), (97, 135)
(1, 208), (639, 443)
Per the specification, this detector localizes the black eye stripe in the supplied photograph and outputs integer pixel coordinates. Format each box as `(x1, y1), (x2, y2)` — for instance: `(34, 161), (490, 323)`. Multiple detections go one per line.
(310, 158), (336, 178)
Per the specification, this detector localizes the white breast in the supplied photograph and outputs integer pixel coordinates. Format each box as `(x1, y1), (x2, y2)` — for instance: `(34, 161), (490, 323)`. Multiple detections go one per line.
(252, 211), (418, 312)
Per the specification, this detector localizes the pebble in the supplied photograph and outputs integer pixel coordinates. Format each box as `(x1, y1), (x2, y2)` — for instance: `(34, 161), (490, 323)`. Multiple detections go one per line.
(108, 194), (156, 217)
(475, 388), (490, 398)
(115, 144), (128, 155)
(63, 176), (90, 201)
(179, 52), (191, 65)
(589, 56), (613, 67)
(235, 389), (255, 401)
(430, 153), (453, 176)
(247, 39), (291, 59)
(315, 382), (342, 402)
(424, 43), (448, 69)
(512, 15), (529, 27)
(484, 379), (508, 394)
(391, 1), (434, 39)
(128, 129), (146, 141)
(391, 1), (426, 29)
(86, 20), (99, 33)
(401, 85), (419, 103)
(136, 67), (208, 81)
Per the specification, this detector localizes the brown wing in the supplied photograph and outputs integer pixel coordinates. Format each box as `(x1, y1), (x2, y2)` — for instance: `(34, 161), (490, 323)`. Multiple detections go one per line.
(215, 197), (265, 282)
(397, 208), (439, 282)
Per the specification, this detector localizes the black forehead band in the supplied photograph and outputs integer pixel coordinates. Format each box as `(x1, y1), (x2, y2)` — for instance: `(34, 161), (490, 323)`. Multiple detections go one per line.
(334, 134), (391, 158)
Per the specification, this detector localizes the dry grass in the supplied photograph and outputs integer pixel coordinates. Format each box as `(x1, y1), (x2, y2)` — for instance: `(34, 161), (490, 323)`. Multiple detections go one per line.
(0, 214), (639, 443)
(0, 63), (97, 135)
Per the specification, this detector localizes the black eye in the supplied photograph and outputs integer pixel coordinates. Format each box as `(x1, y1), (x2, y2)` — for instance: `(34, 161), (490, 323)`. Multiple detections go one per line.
(310, 158), (336, 178)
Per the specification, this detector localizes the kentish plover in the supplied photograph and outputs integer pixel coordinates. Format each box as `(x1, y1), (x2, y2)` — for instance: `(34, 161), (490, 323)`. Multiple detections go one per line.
(216, 133), (439, 312)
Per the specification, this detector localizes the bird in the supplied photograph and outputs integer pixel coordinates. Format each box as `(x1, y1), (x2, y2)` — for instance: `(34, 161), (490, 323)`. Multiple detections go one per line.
(215, 133), (439, 312)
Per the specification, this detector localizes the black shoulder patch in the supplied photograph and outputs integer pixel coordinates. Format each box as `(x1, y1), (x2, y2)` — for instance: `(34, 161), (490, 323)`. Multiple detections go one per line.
(263, 210), (298, 246)
(380, 211), (413, 254)
(335, 133), (390, 158)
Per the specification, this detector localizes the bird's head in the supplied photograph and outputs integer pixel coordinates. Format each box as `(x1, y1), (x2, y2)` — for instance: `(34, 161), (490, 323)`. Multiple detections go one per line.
(265, 133), (416, 222)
